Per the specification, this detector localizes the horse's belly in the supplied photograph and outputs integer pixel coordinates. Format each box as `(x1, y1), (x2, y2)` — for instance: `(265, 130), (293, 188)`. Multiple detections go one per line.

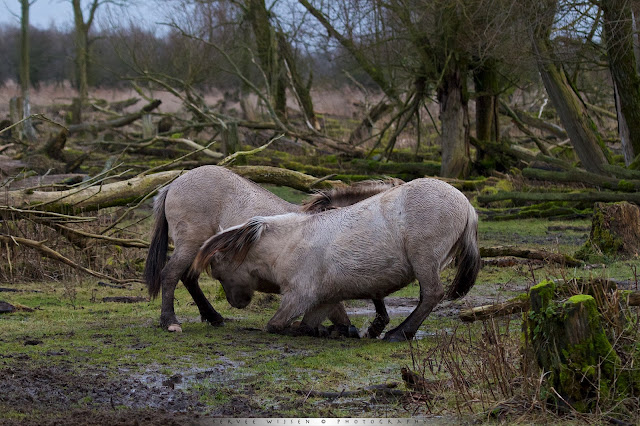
(321, 268), (413, 302)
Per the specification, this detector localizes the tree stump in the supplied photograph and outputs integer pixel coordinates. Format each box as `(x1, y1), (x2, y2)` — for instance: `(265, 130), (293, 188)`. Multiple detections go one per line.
(577, 201), (640, 259)
(526, 280), (622, 412)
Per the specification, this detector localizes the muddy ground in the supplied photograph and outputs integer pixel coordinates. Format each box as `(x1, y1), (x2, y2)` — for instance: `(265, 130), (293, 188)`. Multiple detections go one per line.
(1, 296), (471, 425)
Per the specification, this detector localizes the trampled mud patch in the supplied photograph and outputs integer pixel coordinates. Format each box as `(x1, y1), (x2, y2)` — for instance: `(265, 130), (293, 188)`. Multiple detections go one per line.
(0, 360), (205, 424)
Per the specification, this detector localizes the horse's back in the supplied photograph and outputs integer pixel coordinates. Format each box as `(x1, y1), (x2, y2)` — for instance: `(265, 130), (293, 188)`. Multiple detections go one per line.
(163, 166), (295, 246)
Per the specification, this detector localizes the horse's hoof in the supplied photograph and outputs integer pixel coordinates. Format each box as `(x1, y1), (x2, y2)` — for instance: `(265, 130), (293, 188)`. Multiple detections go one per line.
(167, 323), (183, 333)
(347, 325), (360, 339)
(316, 325), (329, 337)
(202, 316), (224, 327)
(382, 332), (409, 342)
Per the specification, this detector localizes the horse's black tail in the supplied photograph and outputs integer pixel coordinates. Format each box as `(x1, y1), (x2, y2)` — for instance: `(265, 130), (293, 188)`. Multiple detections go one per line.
(143, 187), (170, 299)
(446, 203), (481, 300)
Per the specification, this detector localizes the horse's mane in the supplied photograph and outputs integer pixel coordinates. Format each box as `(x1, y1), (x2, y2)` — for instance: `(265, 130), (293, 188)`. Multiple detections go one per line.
(192, 217), (265, 274)
(301, 178), (404, 213)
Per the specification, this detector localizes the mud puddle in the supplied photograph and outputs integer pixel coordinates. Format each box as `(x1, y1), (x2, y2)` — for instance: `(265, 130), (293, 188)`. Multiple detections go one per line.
(130, 356), (244, 391)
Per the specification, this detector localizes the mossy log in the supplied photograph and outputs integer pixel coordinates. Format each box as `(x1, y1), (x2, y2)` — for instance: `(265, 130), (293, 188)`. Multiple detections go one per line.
(526, 281), (622, 412)
(522, 167), (640, 191)
(576, 201), (640, 259)
(478, 203), (591, 221)
(349, 158), (441, 178)
(3, 166), (344, 213)
(477, 190), (640, 205)
(470, 138), (573, 171)
(229, 165), (345, 191)
(480, 246), (582, 266)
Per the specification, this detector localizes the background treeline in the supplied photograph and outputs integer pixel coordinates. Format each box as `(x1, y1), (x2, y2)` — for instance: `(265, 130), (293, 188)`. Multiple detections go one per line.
(0, 21), (367, 91)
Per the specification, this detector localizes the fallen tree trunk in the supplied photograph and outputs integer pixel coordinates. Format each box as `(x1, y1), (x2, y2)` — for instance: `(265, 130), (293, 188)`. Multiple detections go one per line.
(460, 288), (640, 322)
(459, 296), (530, 322)
(230, 165), (345, 191)
(4, 170), (182, 213)
(522, 167), (640, 191)
(68, 99), (161, 135)
(350, 159), (441, 177)
(4, 166), (344, 213)
(470, 138), (572, 171)
(477, 190), (640, 205)
(480, 246), (582, 266)
(478, 203), (591, 221)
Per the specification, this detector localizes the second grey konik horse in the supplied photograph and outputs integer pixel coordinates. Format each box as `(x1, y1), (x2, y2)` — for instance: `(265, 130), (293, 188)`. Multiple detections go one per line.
(192, 178), (481, 341)
(144, 165), (399, 334)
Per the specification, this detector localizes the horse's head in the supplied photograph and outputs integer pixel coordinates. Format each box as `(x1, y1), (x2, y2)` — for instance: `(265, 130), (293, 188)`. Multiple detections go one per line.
(209, 263), (257, 309)
(192, 217), (266, 308)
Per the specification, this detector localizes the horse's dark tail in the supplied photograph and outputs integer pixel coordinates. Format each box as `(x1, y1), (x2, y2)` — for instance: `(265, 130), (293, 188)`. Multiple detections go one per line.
(143, 187), (170, 299)
(446, 203), (481, 300)
(192, 217), (265, 276)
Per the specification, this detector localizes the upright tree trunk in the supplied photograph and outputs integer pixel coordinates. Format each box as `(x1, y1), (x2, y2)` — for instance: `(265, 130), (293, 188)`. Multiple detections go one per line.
(602, 0), (640, 165)
(19, 0), (36, 142)
(246, 0), (287, 120)
(473, 60), (500, 143)
(277, 31), (319, 130)
(439, 66), (471, 178)
(72, 0), (95, 105)
(531, 0), (610, 174)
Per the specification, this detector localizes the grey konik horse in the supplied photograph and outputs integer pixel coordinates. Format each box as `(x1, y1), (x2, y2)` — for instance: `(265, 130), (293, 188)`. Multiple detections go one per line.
(144, 165), (399, 334)
(191, 177), (481, 341)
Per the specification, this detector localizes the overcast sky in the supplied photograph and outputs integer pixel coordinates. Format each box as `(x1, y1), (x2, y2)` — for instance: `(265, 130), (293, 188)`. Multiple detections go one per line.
(0, 1), (164, 30)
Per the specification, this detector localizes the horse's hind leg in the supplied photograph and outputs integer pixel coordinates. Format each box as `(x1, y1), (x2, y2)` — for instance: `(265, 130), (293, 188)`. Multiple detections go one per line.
(383, 264), (443, 342)
(159, 247), (198, 331)
(181, 271), (224, 327)
(363, 299), (389, 339)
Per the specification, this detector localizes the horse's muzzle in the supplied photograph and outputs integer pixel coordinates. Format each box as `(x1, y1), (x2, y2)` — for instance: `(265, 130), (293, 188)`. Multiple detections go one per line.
(228, 293), (252, 309)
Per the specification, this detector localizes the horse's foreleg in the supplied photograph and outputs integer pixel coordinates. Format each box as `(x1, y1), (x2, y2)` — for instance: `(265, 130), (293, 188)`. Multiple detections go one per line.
(266, 292), (310, 335)
(363, 298), (389, 339)
(298, 303), (359, 338)
(326, 303), (359, 338)
(384, 265), (443, 342)
(181, 271), (224, 327)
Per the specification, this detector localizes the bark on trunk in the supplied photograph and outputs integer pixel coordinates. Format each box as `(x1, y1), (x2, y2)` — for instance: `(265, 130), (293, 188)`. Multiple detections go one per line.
(531, 0), (610, 174)
(278, 32), (319, 130)
(72, 0), (88, 103)
(473, 61), (500, 143)
(439, 67), (470, 178)
(246, 0), (287, 120)
(603, 0), (640, 164)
